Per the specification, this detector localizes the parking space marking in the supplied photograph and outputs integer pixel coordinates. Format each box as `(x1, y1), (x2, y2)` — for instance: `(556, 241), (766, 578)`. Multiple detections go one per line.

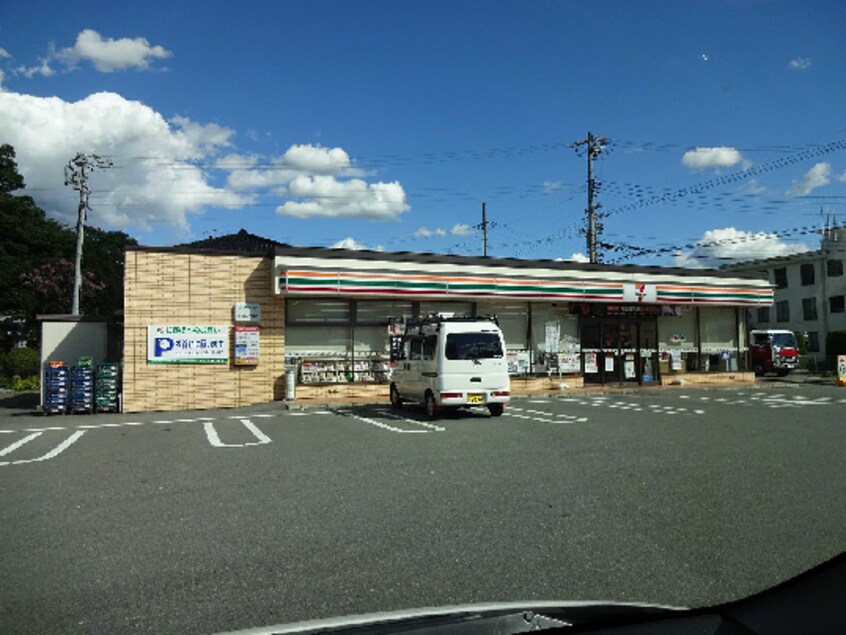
(0, 431), (43, 456)
(203, 419), (272, 448)
(337, 409), (430, 434)
(378, 410), (446, 432)
(507, 406), (588, 424)
(0, 430), (86, 466)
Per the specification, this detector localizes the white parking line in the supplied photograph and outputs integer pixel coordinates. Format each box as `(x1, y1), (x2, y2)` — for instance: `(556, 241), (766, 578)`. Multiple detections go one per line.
(0, 431), (43, 456)
(379, 411), (446, 432)
(0, 431), (86, 466)
(507, 407), (588, 424)
(338, 410), (429, 433)
(203, 419), (272, 447)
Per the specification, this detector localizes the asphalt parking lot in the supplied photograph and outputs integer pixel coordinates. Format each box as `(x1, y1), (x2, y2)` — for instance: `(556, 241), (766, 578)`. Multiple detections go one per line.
(1, 384), (845, 634)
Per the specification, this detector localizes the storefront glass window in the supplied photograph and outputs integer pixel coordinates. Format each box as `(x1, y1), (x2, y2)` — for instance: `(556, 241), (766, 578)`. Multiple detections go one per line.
(700, 307), (738, 372)
(356, 300), (413, 324)
(418, 301), (474, 317)
(476, 301), (528, 349)
(657, 308), (698, 374)
(287, 299), (350, 323)
(352, 325), (390, 356)
(285, 325), (351, 356)
(529, 303), (580, 374)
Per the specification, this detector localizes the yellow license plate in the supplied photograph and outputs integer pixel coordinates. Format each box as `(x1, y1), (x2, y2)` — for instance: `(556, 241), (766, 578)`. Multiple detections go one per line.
(467, 393), (484, 404)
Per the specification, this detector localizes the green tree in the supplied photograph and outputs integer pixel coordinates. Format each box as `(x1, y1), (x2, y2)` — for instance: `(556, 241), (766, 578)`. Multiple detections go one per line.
(0, 144), (25, 193)
(0, 144), (137, 350)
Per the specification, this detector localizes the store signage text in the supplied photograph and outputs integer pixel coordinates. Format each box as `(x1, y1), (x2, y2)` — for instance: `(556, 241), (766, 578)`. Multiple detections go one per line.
(234, 302), (261, 323)
(147, 325), (229, 364)
(234, 326), (260, 365)
(570, 303), (683, 317)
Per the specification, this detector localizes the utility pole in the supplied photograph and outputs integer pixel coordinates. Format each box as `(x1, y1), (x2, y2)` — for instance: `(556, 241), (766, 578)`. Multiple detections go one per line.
(476, 201), (497, 257)
(481, 201), (488, 257)
(571, 131), (608, 263)
(64, 153), (112, 315)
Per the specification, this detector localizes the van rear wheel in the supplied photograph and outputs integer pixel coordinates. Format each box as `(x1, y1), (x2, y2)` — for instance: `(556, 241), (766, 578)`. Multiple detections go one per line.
(488, 403), (504, 417)
(424, 392), (437, 420)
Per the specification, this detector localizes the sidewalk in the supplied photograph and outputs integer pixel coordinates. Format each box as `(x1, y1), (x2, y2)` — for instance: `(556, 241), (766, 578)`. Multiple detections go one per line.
(285, 378), (777, 409)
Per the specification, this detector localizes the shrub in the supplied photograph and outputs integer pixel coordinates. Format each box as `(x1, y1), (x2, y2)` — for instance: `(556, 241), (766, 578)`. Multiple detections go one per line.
(5, 347), (40, 377)
(12, 375), (39, 392)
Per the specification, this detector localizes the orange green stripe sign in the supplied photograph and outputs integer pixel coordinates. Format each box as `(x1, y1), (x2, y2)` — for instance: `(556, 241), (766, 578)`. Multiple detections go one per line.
(279, 270), (773, 306)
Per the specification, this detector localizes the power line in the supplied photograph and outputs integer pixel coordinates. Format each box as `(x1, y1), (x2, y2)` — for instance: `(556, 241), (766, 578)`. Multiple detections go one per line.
(603, 223), (825, 264)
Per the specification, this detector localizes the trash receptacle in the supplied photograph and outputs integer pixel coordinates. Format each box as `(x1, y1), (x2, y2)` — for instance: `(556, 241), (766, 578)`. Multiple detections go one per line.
(285, 366), (297, 400)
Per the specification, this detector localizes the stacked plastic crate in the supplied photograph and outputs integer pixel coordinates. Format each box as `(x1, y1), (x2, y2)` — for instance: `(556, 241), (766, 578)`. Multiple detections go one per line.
(95, 363), (119, 412)
(69, 358), (94, 414)
(43, 361), (68, 414)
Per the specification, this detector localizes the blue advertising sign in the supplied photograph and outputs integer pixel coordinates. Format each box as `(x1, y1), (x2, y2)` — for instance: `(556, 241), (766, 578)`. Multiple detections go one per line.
(147, 325), (229, 364)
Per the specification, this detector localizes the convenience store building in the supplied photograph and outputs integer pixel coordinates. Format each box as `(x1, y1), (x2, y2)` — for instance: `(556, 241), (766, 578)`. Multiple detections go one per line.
(121, 232), (773, 412)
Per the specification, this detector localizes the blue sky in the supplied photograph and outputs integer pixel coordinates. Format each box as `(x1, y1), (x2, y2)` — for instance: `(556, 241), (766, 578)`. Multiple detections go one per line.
(1, 0), (845, 266)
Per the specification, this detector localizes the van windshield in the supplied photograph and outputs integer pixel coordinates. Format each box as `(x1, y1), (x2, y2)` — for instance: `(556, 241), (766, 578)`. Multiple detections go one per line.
(445, 332), (504, 360)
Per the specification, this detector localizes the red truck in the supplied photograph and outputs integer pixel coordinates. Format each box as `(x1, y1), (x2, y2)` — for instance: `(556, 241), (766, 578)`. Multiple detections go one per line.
(749, 329), (800, 376)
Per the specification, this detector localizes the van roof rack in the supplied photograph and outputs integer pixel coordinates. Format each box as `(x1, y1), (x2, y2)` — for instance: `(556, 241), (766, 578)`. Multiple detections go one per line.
(402, 313), (500, 330)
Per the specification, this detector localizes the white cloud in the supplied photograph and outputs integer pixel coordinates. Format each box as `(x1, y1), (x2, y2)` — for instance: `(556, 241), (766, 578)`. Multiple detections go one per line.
(331, 237), (384, 251)
(59, 29), (171, 72)
(738, 178), (767, 195)
(567, 252), (590, 263)
(170, 115), (234, 156)
(332, 237), (369, 250)
(0, 90), (248, 232)
(542, 180), (565, 193)
(16, 57), (55, 78)
(837, 169), (846, 182)
(0, 88), (410, 230)
(788, 57), (811, 70)
(671, 227), (811, 268)
(222, 144), (399, 220)
(278, 175), (408, 220)
(280, 144), (364, 176)
(414, 224), (475, 238)
(681, 146), (746, 170)
(0, 48), (11, 59)
(786, 162), (831, 197)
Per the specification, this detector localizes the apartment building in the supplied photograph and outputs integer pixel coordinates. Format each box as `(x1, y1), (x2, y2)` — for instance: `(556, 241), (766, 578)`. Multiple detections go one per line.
(723, 225), (846, 364)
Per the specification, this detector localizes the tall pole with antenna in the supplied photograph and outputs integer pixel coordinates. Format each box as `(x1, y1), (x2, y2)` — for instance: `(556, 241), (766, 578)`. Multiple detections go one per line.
(64, 153), (113, 315)
(571, 132), (608, 263)
(482, 201), (488, 257)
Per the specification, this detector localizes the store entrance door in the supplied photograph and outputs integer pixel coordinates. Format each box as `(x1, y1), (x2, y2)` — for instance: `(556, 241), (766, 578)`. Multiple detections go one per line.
(581, 317), (654, 385)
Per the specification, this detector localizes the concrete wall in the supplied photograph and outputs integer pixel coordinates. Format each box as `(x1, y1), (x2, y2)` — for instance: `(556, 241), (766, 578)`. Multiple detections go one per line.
(40, 320), (109, 408)
(41, 321), (109, 369)
(122, 250), (286, 412)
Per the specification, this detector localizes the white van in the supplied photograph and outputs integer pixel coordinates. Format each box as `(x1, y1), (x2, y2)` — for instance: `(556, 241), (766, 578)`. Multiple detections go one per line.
(389, 315), (510, 419)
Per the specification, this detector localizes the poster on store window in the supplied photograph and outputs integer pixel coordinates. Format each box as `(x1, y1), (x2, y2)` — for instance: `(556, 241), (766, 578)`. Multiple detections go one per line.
(604, 355), (615, 372)
(560, 353), (581, 374)
(670, 350), (682, 371)
(584, 353), (598, 374)
(507, 350), (530, 375)
(234, 326), (260, 365)
(624, 358), (636, 379)
(545, 321), (560, 353)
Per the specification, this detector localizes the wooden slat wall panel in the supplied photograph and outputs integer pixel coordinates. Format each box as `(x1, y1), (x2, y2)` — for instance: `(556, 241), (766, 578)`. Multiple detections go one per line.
(123, 252), (285, 413)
